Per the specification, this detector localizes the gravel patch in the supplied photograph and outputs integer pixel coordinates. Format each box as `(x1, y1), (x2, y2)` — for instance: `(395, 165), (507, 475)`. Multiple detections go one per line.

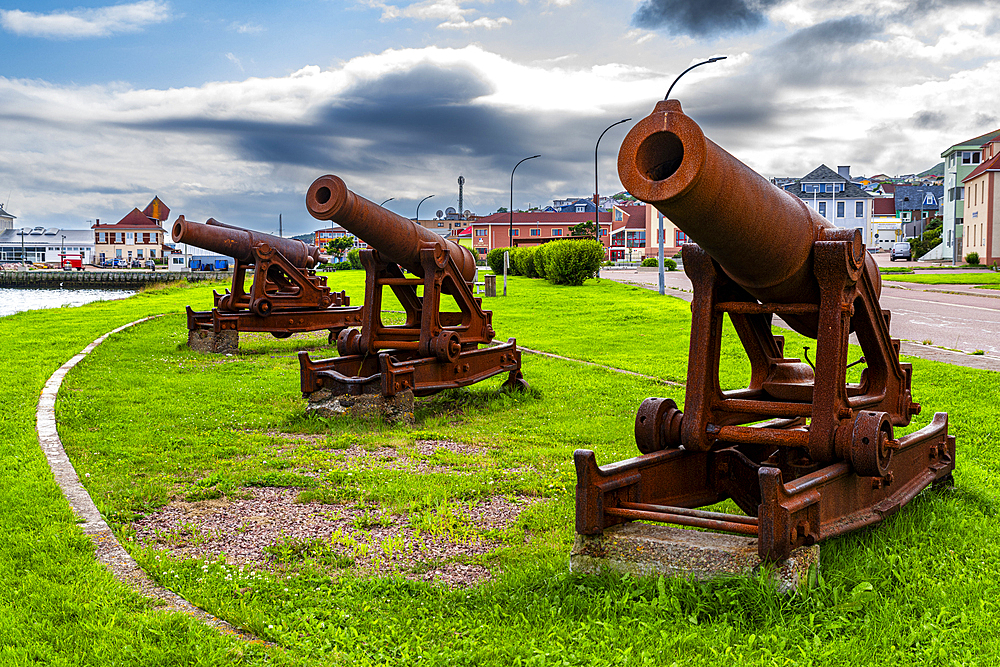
(130, 487), (542, 586)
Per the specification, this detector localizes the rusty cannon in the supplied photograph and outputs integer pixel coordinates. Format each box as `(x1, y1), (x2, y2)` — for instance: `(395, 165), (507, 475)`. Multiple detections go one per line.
(298, 174), (526, 404)
(574, 99), (955, 562)
(172, 216), (362, 351)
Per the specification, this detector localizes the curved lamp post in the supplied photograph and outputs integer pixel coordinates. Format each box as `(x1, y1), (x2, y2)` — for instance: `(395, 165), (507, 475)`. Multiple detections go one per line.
(665, 56), (727, 100)
(594, 118), (631, 255)
(415, 195), (434, 223)
(508, 154), (541, 296)
(379, 197), (394, 207)
(510, 155), (541, 246)
(655, 56), (727, 294)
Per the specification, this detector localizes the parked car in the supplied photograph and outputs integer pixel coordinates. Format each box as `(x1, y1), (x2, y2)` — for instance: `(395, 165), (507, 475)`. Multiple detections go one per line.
(890, 242), (912, 261)
(144, 259), (156, 269)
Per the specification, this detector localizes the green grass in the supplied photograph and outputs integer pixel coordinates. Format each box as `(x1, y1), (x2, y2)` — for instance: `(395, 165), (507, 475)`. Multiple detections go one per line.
(882, 272), (1000, 285)
(6, 274), (1000, 665)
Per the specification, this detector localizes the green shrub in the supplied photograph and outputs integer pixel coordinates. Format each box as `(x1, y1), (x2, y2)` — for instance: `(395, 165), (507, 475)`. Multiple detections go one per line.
(534, 244), (550, 280)
(542, 239), (604, 286)
(517, 247), (538, 278)
(641, 257), (658, 267)
(486, 247), (511, 275)
(334, 261), (353, 270)
(665, 258), (677, 271)
(966, 252), (980, 266)
(347, 248), (362, 269)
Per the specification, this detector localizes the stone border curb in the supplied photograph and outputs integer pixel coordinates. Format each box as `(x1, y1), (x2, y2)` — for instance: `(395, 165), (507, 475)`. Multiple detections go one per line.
(36, 315), (267, 644)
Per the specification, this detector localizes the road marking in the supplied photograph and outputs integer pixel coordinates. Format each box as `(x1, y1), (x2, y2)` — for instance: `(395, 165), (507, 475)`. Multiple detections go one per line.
(880, 293), (1000, 314)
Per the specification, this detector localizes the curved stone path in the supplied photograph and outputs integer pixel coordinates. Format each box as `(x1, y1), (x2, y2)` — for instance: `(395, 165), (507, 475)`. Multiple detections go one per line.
(35, 315), (265, 644)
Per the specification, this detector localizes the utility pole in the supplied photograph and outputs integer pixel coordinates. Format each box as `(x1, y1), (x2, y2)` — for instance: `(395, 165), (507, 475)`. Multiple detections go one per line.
(279, 214), (283, 238)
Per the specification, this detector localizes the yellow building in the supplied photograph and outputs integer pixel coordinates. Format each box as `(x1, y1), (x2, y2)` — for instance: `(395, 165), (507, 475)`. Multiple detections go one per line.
(92, 197), (169, 265)
(961, 137), (1000, 266)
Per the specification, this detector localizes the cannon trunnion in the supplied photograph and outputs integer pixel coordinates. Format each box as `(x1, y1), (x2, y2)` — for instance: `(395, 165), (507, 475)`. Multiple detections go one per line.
(298, 175), (526, 400)
(173, 216), (361, 344)
(574, 100), (954, 562)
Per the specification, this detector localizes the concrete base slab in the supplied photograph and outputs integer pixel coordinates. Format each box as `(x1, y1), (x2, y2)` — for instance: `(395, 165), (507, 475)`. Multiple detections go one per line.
(306, 388), (415, 424)
(570, 522), (819, 593)
(188, 328), (238, 353)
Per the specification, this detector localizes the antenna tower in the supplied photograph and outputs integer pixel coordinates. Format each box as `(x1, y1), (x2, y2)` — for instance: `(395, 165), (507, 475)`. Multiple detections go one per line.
(458, 176), (465, 220)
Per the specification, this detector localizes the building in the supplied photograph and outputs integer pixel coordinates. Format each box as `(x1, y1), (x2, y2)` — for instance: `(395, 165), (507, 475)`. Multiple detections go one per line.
(469, 211), (613, 259)
(92, 197), (170, 265)
(940, 127), (1000, 263)
(313, 226), (368, 251)
(0, 227), (96, 265)
(870, 198), (903, 250)
(893, 185), (943, 237)
(0, 205), (15, 231)
(961, 136), (1000, 266)
(784, 164), (875, 245)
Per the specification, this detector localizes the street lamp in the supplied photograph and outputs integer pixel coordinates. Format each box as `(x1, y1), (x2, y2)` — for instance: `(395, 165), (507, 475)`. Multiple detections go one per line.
(655, 56), (727, 294)
(61, 235), (65, 268)
(509, 154), (541, 247)
(379, 198), (394, 207)
(415, 195), (434, 223)
(594, 119), (631, 256)
(665, 56), (727, 100)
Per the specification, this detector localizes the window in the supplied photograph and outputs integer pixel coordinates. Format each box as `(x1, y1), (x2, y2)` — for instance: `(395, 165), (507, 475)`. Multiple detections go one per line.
(552, 228), (563, 236)
(530, 229), (540, 236)
(475, 229), (487, 236)
(137, 249), (143, 258)
(116, 248), (122, 258)
(818, 201), (827, 216)
(675, 229), (690, 244)
(615, 209), (623, 221)
(962, 151), (981, 165)
(855, 201), (864, 218)
(575, 205), (585, 212)
(153, 233), (158, 243)
(150, 250), (156, 258)
(957, 187), (965, 201)
(601, 229), (608, 236)
(126, 232), (134, 244)
(837, 201), (845, 218)
(437, 222), (444, 227)
(512, 229), (520, 236)
(803, 183), (819, 193)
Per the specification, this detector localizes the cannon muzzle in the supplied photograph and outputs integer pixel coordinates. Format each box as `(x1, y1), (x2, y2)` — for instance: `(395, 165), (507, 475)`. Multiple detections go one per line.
(172, 216), (327, 269)
(306, 174), (477, 282)
(618, 99), (879, 338)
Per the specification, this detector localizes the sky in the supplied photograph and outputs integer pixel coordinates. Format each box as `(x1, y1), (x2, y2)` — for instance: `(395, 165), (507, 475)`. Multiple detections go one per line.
(2, 0), (1000, 237)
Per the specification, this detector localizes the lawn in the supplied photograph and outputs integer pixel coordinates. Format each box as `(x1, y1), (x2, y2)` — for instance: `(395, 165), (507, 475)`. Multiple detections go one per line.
(5, 272), (1000, 665)
(881, 272), (1000, 285)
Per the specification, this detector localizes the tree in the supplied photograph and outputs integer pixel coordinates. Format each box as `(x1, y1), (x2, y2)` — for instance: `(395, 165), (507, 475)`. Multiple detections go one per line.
(325, 235), (356, 261)
(495, 206), (508, 214)
(570, 220), (597, 237)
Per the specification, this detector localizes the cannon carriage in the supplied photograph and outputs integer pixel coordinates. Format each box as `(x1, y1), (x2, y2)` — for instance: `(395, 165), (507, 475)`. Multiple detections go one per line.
(173, 216), (363, 350)
(299, 175), (526, 401)
(574, 99), (955, 562)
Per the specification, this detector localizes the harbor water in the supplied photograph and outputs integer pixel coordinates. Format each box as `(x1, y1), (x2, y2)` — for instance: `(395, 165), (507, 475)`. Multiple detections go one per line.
(0, 287), (135, 318)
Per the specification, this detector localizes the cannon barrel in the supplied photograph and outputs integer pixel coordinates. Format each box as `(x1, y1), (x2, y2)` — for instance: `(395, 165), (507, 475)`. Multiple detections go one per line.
(306, 174), (477, 282)
(171, 216), (326, 269)
(618, 99), (879, 338)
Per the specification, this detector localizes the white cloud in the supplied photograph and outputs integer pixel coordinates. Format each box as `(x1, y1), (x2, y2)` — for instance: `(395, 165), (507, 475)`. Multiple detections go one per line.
(364, 0), (511, 30)
(225, 53), (244, 71)
(0, 1), (171, 39)
(229, 21), (264, 34)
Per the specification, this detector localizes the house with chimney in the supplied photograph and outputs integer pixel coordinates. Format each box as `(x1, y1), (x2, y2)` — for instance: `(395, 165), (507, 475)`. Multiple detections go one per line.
(784, 165), (875, 245)
(92, 197), (170, 265)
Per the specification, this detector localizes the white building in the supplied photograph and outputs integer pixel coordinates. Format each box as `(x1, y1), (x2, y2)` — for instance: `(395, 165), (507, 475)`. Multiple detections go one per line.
(0, 227), (96, 265)
(784, 164), (875, 243)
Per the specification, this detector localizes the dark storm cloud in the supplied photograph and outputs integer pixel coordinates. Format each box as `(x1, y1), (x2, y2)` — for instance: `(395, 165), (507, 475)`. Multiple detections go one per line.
(631, 0), (783, 38)
(912, 110), (947, 129)
(758, 16), (883, 88)
(110, 59), (650, 229)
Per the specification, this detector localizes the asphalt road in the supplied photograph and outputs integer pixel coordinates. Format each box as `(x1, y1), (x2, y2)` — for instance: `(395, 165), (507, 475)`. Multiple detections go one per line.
(601, 261), (1000, 372)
